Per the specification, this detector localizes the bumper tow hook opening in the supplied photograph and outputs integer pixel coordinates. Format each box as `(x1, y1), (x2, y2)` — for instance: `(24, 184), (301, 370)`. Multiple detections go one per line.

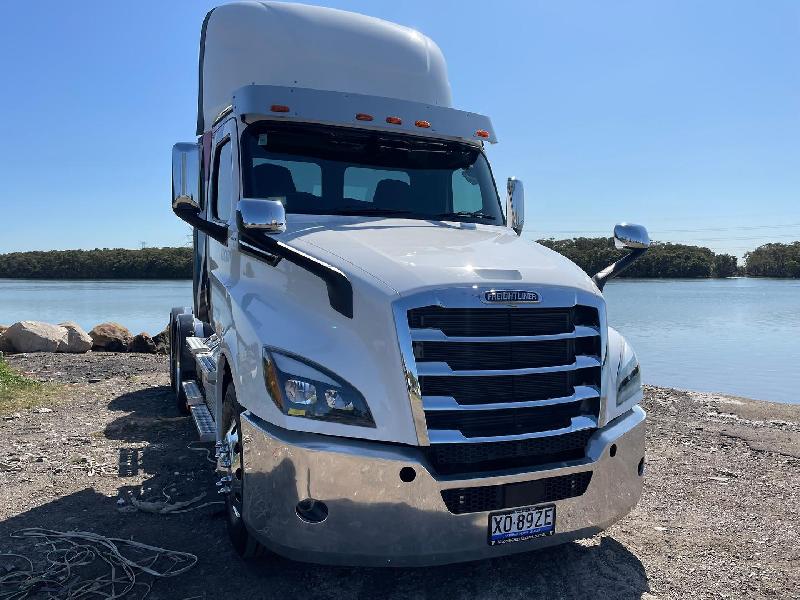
(609, 444), (618, 458)
(399, 466), (417, 482)
(638, 457), (645, 477)
(296, 498), (328, 524)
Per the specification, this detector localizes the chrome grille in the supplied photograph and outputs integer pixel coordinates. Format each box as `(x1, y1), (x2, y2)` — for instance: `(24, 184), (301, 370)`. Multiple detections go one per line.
(400, 296), (604, 475)
(424, 429), (594, 475)
(419, 367), (600, 405)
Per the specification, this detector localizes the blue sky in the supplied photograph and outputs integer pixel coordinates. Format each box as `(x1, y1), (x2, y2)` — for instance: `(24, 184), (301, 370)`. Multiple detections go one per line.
(0, 0), (797, 258)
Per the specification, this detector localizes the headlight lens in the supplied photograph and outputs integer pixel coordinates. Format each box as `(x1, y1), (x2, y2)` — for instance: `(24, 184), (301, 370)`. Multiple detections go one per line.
(262, 347), (375, 427)
(616, 343), (642, 407)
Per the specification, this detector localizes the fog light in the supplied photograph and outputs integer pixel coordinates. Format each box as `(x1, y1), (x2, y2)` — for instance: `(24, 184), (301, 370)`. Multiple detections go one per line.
(296, 498), (328, 524)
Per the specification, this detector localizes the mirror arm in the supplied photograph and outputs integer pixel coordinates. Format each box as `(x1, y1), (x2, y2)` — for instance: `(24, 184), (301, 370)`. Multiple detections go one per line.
(237, 213), (353, 318)
(592, 247), (648, 291)
(173, 204), (229, 245)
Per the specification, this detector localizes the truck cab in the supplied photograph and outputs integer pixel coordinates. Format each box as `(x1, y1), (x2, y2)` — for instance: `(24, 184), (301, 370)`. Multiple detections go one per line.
(170, 1), (649, 566)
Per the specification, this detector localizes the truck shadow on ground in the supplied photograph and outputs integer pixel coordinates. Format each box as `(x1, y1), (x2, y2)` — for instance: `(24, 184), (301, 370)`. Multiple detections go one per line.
(0, 384), (650, 600)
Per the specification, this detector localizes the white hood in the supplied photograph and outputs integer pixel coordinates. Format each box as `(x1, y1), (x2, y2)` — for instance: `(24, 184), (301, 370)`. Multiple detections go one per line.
(283, 216), (600, 296)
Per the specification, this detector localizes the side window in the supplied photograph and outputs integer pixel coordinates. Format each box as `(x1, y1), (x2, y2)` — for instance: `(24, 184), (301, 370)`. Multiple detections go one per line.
(344, 167), (409, 202)
(212, 140), (232, 221)
(451, 168), (484, 213)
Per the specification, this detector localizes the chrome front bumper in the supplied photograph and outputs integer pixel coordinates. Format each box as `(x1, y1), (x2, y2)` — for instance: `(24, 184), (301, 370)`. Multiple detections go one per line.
(240, 406), (646, 567)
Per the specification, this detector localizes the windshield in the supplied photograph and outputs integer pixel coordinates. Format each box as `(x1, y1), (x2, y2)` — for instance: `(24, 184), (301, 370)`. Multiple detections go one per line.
(240, 122), (504, 224)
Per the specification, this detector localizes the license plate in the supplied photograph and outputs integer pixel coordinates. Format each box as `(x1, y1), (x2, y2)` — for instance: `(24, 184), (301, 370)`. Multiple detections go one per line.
(488, 504), (556, 545)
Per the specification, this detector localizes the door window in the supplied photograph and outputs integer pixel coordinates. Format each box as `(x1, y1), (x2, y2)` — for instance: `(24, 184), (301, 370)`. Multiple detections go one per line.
(212, 140), (232, 221)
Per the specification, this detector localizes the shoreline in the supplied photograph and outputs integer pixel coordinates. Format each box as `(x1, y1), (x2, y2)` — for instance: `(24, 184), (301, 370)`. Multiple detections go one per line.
(1, 352), (798, 598)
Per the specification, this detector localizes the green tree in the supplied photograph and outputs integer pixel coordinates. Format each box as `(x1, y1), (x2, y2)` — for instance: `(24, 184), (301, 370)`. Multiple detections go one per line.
(745, 242), (800, 277)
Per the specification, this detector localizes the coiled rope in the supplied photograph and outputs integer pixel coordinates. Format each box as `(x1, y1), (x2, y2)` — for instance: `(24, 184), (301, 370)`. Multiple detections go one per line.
(0, 528), (197, 599)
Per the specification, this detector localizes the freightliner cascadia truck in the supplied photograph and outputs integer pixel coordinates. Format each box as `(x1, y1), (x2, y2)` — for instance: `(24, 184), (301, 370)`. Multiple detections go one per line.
(170, 1), (651, 566)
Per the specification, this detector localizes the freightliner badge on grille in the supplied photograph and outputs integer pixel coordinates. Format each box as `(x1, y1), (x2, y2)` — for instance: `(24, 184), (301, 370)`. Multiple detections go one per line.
(482, 290), (541, 304)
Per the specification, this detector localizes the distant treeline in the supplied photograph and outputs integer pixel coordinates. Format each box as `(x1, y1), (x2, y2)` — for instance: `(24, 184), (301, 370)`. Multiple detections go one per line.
(0, 241), (797, 279)
(743, 242), (800, 278)
(0, 247), (192, 279)
(537, 238), (739, 278)
(537, 238), (799, 279)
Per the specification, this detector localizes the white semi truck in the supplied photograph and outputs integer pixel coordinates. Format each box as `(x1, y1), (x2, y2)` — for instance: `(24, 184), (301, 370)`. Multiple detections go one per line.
(170, 1), (650, 566)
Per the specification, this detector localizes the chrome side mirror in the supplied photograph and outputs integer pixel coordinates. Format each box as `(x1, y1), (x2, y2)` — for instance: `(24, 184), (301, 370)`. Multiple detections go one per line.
(593, 223), (650, 291)
(506, 177), (524, 236)
(238, 198), (286, 234)
(614, 223), (650, 250)
(171, 142), (201, 211)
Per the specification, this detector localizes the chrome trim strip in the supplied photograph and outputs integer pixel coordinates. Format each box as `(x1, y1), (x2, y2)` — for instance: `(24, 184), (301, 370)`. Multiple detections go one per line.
(427, 416), (599, 444)
(416, 354), (601, 377)
(409, 325), (600, 343)
(392, 303), (430, 446)
(422, 385), (599, 412)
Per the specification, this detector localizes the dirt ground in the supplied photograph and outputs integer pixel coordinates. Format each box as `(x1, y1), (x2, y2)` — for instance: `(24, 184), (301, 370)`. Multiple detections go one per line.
(1, 353), (798, 600)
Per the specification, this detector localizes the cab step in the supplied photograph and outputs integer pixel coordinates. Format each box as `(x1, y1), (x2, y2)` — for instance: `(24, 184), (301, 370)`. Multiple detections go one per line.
(186, 336), (211, 355)
(197, 354), (217, 384)
(181, 380), (205, 407)
(182, 379), (215, 441)
(190, 403), (216, 442)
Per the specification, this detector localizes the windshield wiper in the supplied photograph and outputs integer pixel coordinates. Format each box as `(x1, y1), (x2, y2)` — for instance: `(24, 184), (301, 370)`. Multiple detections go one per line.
(331, 208), (414, 216)
(435, 210), (496, 221)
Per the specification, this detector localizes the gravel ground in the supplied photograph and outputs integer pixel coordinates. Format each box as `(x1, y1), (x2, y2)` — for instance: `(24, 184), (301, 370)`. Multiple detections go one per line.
(1, 352), (798, 599)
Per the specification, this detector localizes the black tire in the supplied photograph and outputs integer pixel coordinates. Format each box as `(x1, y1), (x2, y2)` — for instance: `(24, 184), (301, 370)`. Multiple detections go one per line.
(168, 308), (185, 396)
(222, 383), (266, 559)
(172, 313), (197, 414)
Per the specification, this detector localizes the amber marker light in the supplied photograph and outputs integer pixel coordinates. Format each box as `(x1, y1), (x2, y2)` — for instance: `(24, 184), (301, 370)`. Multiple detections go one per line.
(415, 120), (431, 128)
(355, 113), (374, 121)
(475, 129), (490, 138)
(386, 116), (402, 125)
(270, 104), (290, 113)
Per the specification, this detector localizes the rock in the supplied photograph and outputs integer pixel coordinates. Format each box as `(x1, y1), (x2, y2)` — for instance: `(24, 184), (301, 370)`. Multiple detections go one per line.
(4, 321), (68, 353)
(129, 333), (157, 354)
(89, 322), (132, 352)
(152, 325), (170, 355)
(0, 326), (13, 353)
(58, 321), (93, 353)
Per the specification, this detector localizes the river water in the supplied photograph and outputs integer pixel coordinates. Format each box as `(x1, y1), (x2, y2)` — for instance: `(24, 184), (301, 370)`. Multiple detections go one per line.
(1, 277), (797, 403)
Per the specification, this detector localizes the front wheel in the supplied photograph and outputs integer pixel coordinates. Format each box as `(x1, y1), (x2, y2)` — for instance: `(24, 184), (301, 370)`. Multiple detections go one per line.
(222, 383), (266, 559)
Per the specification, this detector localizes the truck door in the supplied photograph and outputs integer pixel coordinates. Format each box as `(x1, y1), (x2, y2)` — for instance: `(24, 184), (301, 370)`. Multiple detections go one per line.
(205, 118), (239, 333)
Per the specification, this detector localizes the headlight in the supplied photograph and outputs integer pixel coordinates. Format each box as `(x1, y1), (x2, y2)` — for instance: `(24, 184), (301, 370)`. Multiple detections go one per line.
(616, 341), (642, 407)
(262, 347), (375, 427)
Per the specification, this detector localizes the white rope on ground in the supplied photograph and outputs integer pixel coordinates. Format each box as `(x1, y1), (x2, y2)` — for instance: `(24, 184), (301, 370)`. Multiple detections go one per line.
(124, 491), (224, 515)
(186, 441), (217, 465)
(116, 481), (225, 515)
(0, 528), (198, 600)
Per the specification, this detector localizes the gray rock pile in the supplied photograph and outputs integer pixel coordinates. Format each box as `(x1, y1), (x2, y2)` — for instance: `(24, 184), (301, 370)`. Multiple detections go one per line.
(0, 321), (169, 355)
